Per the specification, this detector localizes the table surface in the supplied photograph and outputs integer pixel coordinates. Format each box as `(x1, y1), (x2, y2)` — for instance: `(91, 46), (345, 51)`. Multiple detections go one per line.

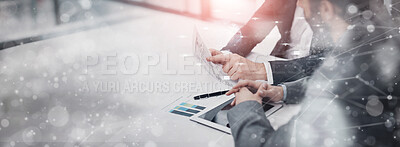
(0, 4), (299, 147)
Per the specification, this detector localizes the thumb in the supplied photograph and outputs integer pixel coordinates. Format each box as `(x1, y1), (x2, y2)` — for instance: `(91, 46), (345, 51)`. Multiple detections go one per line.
(260, 83), (269, 90)
(230, 98), (236, 106)
(256, 83), (269, 97)
(206, 54), (227, 64)
(209, 48), (221, 56)
(256, 88), (268, 98)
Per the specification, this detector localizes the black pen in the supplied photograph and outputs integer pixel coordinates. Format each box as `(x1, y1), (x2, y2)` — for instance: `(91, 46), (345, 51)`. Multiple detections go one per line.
(194, 90), (229, 100)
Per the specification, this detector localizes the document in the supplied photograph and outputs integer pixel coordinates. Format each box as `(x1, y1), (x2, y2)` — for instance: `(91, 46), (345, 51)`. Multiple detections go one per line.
(193, 28), (236, 87)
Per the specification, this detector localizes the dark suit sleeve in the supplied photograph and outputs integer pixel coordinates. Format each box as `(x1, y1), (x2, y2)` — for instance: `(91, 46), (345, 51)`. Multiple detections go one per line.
(270, 54), (324, 83)
(282, 77), (309, 104)
(222, 0), (297, 57)
(227, 101), (293, 147)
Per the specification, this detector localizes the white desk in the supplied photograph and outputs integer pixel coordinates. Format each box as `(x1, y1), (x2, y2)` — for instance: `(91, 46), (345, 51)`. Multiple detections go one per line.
(0, 4), (298, 147)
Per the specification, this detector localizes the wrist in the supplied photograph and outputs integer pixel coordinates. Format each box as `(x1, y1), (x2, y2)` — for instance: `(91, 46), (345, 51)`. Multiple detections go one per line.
(256, 63), (267, 81)
(275, 86), (284, 102)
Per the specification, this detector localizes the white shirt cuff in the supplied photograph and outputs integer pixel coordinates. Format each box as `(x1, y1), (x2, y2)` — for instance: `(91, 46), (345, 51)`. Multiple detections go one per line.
(278, 84), (287, 102)
(264, 62), (274, 85)
(221, 50), (232, 55)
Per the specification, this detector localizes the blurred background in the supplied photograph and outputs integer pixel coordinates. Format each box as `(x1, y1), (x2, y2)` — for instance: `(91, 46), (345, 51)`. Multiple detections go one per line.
(0, 1), (272, 146)
(1, 1), (400, 146)
(0, 0), (267, 49)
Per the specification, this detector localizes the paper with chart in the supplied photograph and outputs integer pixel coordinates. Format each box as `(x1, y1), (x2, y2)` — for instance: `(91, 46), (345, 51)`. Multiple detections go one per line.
(193, 28), (236, 87)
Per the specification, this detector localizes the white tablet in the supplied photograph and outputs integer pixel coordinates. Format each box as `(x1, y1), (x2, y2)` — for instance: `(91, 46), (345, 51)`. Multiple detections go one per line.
(190, 96), (283, 134)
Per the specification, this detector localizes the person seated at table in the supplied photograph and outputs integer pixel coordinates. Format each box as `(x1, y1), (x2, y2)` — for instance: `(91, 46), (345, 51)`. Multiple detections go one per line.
(207, 0), (328, 85)
(224, 0), (400, 146)
(217, 0), (314, 59)
(207, 0), (339, 99)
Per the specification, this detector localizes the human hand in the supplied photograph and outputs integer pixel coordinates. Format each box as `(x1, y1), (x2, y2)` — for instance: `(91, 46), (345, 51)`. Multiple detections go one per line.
(206, 54), (267, 81)
(230, 87), (263, 106)
(209, 48), (223, 56)
(225, 80), (263, 95)
(226, 80), (284, 105)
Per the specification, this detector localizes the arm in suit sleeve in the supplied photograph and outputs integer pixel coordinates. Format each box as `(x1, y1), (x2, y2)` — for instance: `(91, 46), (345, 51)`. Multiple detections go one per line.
(222, 0), (297, 57)
(269, 54), (324, 84)
(281, 77), (309, 104)
(227, 101), (293, 147)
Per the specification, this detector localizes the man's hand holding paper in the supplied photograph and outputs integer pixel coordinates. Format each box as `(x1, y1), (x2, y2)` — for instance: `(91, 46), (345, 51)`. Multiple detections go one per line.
(206, 50), (267, 81)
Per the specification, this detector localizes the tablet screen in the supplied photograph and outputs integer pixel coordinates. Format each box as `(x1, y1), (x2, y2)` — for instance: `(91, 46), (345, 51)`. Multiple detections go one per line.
(199, 100), (277, 128)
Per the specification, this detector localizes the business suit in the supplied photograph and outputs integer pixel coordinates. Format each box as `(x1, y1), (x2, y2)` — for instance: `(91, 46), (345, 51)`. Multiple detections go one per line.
(222, 0), (329, 84)
(227, 23), (400, 146)
(222, 0), (298, 58)
(269, 54), (325, 84)
(280, 0), (400, 102)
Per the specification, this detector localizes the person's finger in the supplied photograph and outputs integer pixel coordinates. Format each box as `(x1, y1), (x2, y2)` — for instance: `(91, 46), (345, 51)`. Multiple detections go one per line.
(256, 83), (269, 97)
(256, 88), (268, 98)
(223, 60), (235, 73)
(206, 54), (228, 64)
(231, 80), (252, 89)
(240, 87), (252, 93)
(227, 63), (241, 76)
(230, 98), (236, 106)
(236, 80), (263, 92)
(209, 48), (222, 56)
(231, 72), (241, 81)
(226, 88), (239, 96)
(261, 83), (268, 90)
(223, 54), (240, 72)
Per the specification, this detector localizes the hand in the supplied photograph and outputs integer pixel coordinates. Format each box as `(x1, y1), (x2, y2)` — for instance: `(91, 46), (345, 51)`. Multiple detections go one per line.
(226, 80), (284, 105)
(230, 87), (263, 106)
(226, 80), (263, 95)
(206, 53), (267, 81)
(209, 48), (223, 56)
